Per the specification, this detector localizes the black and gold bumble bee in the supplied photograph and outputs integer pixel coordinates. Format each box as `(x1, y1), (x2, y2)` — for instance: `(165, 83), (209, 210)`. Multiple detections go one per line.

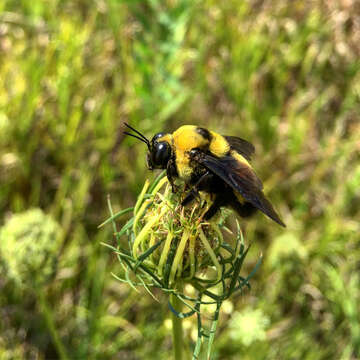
(124, 123), (285, 227)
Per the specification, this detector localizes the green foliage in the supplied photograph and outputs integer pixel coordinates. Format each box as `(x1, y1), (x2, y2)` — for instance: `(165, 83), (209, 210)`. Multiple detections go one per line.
(0, 0), (359, 359)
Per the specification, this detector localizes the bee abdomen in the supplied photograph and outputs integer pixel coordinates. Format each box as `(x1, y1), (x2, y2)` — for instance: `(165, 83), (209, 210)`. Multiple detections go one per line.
(230, 200), (257, 218)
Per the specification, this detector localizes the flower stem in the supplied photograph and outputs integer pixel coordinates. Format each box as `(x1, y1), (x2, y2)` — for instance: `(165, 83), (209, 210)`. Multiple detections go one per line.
(171, 290), (184, 360)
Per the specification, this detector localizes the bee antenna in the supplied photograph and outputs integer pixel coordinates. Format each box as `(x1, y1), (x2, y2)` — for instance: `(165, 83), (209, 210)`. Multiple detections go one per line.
(123, 123), (150, 144)
(123, 129), (150, 150)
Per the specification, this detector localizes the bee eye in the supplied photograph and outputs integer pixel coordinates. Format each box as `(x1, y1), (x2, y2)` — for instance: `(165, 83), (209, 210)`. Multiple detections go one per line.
(152, 132), (165, 142)
(153, 142), (171, 168)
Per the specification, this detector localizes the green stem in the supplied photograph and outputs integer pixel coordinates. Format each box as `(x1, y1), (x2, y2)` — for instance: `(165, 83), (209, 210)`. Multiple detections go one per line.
(171, 290), (184, 360)
(38, 290), (69, 360)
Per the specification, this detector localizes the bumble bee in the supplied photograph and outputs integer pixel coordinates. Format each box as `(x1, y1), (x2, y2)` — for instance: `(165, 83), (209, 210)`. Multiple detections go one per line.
(124, 123), (285, 227)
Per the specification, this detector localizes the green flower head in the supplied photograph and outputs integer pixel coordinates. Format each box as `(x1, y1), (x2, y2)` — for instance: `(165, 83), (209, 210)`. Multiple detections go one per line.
(130, 176), (230, 287)
(102, 173), (260, 359)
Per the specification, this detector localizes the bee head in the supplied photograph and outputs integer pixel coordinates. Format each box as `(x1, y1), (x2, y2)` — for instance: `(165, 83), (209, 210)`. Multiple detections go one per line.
(147, 133), (172, 170)
(123, 123), (171, 171)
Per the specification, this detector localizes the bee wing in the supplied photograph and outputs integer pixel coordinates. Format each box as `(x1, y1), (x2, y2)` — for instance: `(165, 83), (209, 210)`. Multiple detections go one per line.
(197, 152), (285, 227)
(223, 136), (255, 161)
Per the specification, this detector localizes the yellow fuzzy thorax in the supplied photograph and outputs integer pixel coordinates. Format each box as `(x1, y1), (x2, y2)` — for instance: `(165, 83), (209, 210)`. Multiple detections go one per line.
(156, 125), (250, 182)
(171, 126), (229, 181)
(173, 125), (207, 150)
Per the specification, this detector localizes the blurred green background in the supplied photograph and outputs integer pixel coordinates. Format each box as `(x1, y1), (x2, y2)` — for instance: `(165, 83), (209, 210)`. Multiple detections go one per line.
(1, 0), (359, 359)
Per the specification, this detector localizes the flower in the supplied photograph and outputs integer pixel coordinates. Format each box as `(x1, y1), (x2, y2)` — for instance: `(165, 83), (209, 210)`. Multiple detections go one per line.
(102, 174), (259, 358)
(0, 208), (61, 285)
(229, 307), (270, 346)
(130, 176), (229, 286)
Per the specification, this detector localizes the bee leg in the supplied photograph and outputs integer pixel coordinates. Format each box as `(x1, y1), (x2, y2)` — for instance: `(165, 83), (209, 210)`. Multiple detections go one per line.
(203, 195), (224, 220)
(168, 177), (177, 193)
(166, 159), (178, 193)
(181, 188), (200, 206)
(181, 171), (212, 207)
